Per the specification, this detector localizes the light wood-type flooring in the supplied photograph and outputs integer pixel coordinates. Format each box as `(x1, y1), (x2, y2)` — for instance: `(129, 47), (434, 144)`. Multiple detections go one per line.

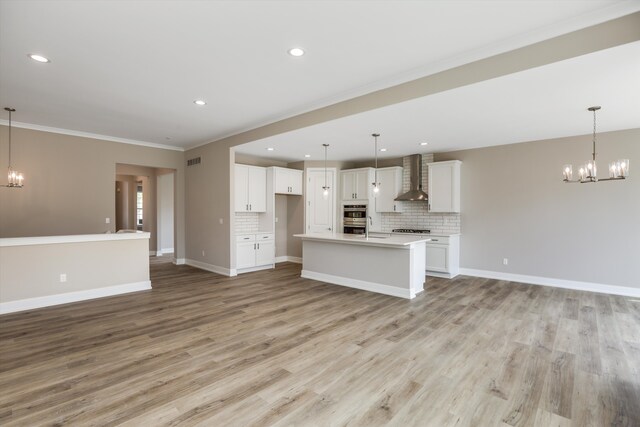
(1, 257), (639, 426)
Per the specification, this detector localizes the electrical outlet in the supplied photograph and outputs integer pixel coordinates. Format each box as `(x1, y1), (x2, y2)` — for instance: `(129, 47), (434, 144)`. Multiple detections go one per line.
(202, 250), (205, 257)
(105, 217), (110, 224)
(275, 217), (279, 223)
(503, 258), (509, 266)
(59, 273), (67, 283)
(219, 218), (223, 225)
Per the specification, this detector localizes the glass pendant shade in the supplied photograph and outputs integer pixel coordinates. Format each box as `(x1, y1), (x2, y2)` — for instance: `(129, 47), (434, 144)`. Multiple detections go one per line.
(585, 160), (597, 179)
(562, 165), (573, 181)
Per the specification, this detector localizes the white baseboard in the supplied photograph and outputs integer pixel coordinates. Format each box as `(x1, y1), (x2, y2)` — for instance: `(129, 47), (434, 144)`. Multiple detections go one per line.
(459, 268), (640, 298)
(0, 281), (152, 315)
(174, 258), (186, 265)
(301, 270), (415, 299)
(236, 264), (275, 275)
(149, 251), (157, 256)
(157, 248), (174, 256)
(185, 259), (233, 277)
(275, 256), (302, 264)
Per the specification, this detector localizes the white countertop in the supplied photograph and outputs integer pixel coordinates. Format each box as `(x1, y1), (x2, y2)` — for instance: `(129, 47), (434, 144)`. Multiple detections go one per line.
(0, 231), (150, 247)
(294, 233), (431, 248)
(369, 231), (461, 237)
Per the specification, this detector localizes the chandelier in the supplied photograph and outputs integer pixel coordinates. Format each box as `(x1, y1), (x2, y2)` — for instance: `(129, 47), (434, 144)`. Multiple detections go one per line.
(4, 107), (24, 188)
(562, 106), (629, 183)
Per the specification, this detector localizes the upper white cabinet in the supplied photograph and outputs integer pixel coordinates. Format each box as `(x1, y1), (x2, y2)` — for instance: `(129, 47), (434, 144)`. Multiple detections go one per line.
(341, 168), (373, 201)
(273, 167), (303, 195)
(428, 161), (461, 213)
(235, 164), (267, 212)
(375, 167), (403, 213)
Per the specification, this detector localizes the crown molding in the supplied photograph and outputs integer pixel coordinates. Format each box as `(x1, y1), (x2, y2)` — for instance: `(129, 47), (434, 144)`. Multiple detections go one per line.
(0, 120), (184, 152)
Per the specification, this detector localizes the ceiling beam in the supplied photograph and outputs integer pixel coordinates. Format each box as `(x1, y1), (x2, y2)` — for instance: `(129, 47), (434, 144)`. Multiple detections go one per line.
(190, 11), (640, 151)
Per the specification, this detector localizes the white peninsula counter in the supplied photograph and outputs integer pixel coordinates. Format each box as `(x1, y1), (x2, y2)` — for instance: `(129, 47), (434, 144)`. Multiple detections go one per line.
(294, 233), (430, 299)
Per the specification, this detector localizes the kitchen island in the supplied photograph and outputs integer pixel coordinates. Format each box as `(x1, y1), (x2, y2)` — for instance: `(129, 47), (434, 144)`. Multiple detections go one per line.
(294, 233), (430, 299)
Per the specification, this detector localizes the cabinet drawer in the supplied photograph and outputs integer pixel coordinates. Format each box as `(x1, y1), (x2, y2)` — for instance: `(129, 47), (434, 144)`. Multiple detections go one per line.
(426, 236), (449, 245)
(256, 233), (274, 241)
(236, 234), (256, 242)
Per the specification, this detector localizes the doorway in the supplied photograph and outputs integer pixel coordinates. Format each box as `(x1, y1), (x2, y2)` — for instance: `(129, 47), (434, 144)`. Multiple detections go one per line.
(115, 164), (176, 257)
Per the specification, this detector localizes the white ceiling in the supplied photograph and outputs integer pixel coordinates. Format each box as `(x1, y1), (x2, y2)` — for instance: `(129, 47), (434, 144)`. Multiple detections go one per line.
(236, 40), (640, 161)
(0, 0), (638, 150)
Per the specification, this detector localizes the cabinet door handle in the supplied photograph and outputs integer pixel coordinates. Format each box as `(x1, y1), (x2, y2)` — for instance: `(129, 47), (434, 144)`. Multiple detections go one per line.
(246, 204), (248, 211)
(249, 204), (252, 211)
(254, 243), (256, 249)
(432, 239), (439, 242)
(393, 205), (396, 211)
(257, 243), (260, 249)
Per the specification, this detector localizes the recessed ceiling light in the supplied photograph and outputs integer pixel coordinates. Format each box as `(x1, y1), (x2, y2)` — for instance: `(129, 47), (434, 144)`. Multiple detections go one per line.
(304, 154), (311, 158)
(379, 148), (387, 152)
(266, 147), (275, 151)
(28, 54), (50, 63)
(194, 100), (207, 106)
(420, 142), (428, 146)
(288, 47), (305, 57)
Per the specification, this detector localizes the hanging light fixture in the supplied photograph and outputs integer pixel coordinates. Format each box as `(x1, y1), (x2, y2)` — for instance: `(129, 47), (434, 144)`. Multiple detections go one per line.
(371, 133), (380, 197)
(322, 144), (330, 199)
(4, 107), (24, 188)
(563, 106), (629, 183)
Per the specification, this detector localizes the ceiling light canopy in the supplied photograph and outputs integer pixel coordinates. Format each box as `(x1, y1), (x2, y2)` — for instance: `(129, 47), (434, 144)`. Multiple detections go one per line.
(562, 106), (629, 183)
(266, 147), (275, 151)
(28, 54), (50, 63)
(379, 148), (387, 152)
(420, 142), (428, 146)
(193, 100), (207, 106)
(288, 47), (305, 57)
(304, 154), (311, 158)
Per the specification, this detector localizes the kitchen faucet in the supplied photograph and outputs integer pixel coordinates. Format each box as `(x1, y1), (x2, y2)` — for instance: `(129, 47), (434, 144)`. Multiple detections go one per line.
(366, 216), (372, 239)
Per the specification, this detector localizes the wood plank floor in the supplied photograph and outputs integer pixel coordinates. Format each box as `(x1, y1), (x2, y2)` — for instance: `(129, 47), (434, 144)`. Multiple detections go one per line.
(1, 257), (639, 426)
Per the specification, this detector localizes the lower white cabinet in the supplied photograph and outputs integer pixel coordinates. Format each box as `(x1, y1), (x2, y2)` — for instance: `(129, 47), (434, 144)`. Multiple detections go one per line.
(235, 233), (275, 273)
(425, 234), (460, 278)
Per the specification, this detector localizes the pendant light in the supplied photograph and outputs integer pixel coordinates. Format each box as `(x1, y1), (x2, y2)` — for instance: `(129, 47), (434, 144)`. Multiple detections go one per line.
(371, 133), (380, 197)
(322, 144), (330, 199)
(4, 107), (24, 188)
(562, 106), (629, 183)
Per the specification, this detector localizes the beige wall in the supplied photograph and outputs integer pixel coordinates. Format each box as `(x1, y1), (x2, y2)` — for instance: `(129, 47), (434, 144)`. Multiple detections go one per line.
(436, 128), (640, 288)
(184, 141), (235, 268)
(0, 126), (186, 259)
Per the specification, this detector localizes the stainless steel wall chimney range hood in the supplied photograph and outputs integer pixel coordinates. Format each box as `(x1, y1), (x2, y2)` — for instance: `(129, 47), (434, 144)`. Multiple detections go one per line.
(395, 154), (429, 201)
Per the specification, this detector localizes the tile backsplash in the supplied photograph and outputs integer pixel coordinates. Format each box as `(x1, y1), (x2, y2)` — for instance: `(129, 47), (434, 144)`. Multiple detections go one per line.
(235, 212), (260, 233)
(378, 154), (461, 234)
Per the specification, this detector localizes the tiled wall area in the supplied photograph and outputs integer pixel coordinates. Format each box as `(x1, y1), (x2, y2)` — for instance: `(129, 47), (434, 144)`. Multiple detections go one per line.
(378, 154), (461, 234)
(235, 212), (260, 233)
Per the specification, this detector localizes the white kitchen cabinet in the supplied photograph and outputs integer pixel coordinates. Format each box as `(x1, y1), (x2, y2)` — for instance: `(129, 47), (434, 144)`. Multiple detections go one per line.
(427, 161), (461, 213)
(341, 168), (373, 201)
(273, 167), (303, 195)
(235, 233), (274, 273)
(425, 234), (460, 278)
(235, 164), (266, 212)
(374, 167), (403, 213)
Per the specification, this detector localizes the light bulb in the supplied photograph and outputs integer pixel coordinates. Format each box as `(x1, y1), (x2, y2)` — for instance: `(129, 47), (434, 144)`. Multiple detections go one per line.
(322, 188), (329, 199)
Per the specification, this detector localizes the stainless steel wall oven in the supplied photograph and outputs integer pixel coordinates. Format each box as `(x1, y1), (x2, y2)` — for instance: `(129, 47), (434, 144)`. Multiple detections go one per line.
(343, 204), (367, 234)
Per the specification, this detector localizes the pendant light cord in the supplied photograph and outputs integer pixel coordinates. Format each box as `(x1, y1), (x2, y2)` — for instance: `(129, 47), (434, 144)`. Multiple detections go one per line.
(592, 108), (597, 161)
(7, 108), (12, 169)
